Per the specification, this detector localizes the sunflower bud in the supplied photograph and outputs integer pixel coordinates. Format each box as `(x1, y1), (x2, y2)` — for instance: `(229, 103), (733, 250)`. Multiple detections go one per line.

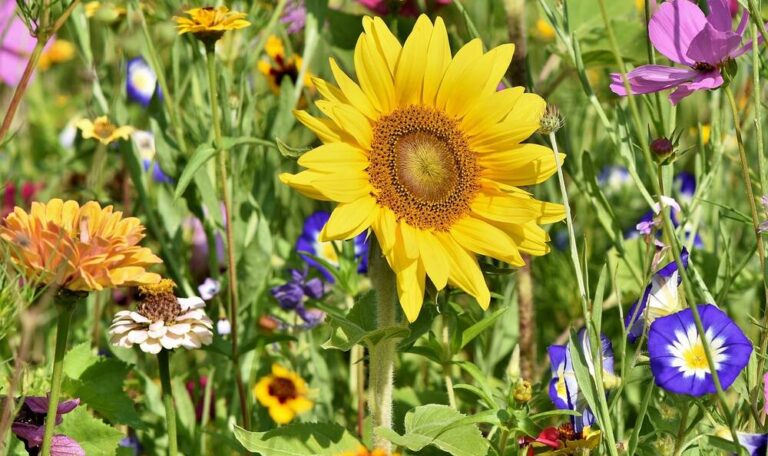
(538, 105), (564, 135)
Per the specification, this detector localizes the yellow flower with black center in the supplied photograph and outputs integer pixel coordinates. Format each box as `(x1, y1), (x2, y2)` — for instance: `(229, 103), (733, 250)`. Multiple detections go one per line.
(280, 15), (565, 322)
(76, 116), (134, 145)
(258, 35), (314, 93)
(0, 199), (162, 291)
(253, 364), (313, 424)
(174, 6), (251, 43)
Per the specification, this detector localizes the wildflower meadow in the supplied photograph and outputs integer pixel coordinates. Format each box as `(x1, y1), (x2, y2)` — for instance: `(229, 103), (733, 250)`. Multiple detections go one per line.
(4, 0), (768, 454)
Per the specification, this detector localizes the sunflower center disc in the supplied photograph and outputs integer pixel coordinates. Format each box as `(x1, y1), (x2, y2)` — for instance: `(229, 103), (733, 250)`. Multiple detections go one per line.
(368, 105), (479, 231)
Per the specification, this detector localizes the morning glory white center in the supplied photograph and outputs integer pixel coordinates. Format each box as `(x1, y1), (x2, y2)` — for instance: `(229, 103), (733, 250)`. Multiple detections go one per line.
(668, 326), (728, 378)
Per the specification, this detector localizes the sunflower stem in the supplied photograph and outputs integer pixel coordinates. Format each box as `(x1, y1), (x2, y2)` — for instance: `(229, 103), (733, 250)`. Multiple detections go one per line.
(158, 349), (178, 456)
(204, 44), (249, 429)
(368, 240), (397, 453)
(40, 291), (83, 456)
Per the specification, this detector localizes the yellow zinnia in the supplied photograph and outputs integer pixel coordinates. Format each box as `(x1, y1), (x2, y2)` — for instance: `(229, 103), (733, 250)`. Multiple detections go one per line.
(0, 199), (162, 291)
(76, 116), (134, 145)
(257, 35), (314, 93)
(174, 6), (250, 42)
(280, 15), (565, 321)
(253, 364), (313, 424)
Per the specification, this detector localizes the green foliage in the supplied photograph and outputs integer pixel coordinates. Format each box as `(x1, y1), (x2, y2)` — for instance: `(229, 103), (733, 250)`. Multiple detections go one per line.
(57, 407), (124, 456)
(233, 423), (361, 455)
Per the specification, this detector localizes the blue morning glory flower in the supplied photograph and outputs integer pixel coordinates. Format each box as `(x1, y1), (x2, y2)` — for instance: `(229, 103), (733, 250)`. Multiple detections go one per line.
(674, 171), (696, 203)
(597, 165), (630, 191)
(648, 304), (752, 397)
(131, 130), (173, 184)
(625, 249), (688, 343)
(296, 211), (368, 282)
(270, 269), (324, 311)
(548, 330), (616, 432)
(126, 57), (160, 107)
(735, 432), (768, 456)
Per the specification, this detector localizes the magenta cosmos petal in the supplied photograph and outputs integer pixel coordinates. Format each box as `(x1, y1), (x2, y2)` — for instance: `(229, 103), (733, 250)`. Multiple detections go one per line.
(686, 22), (742, 64)
(669, 70), (723, 105)
(648, 0), (708, 66)
(706, 0), (734, 32)
(0, 0), (45, 86)
(610, 65), (697, 96)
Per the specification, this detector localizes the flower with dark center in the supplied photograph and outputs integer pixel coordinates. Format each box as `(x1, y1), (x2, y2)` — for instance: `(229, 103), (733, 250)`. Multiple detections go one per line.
(258, 35), (314, 93)
(174, 6), (250, 45)
(75, 116), (134, 145)
(253, 364), (312, 424)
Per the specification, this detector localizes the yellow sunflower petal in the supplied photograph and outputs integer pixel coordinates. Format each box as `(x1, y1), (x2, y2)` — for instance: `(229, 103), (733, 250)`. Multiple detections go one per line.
(363, 16), (402, 74)
(415, 230), (448, 290)
(434, 39), (483, 115)
(421, 16), (451, 105)
(297, 143), (368, 173)
(288, 397), (314, 414)
(471, 193), (544, 224)
(461, 87), (524, 137)
(279, 171), (332, 201)
(320, 197), (377, 241)
(482, 44), (516, 93)
(269, 404), (296, 424)
(479, 144), (565, 186)
(354, 33), (395, 114)
(294, 110), (341, 143)
(450, 217), (524, 266)
(444, 44), (515, 119)
(331, 104), (373, 149)
(469, 93), (546, 152)
(435, 233), (490, 309)
(398, 221), (420, 261)
(394, 15), (432, 106)
(396, 257), (426, 322)
(329, 58), (378, 119)
(310, 171), (373, 203)
(373, 208), (397, 255)
(313, 77), (348, 105)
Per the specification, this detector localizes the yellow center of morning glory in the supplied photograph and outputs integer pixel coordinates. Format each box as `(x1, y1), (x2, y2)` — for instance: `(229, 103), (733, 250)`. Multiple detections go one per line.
(682, 342), (709, 370)
(368, 105), (479, 231)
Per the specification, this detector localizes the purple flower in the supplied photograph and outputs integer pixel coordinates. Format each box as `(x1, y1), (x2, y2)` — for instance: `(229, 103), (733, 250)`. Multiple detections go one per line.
(126, 57), (160, 107)
(297, 306), (326, 328)
(629, 196), (704, 248)
(198, 277), (221, 301)
(281, 0), (306, 35)
(736, 432), (768, 456)
(674, 171), (696, 202)
(0, 0), (51, 86)
(610, 0), (758, 105)
(11, 396), (84, 455)
(296, 211), (368, 282)
(625, 249), (688, 343)
(648, 304), (752, 396)
(271, 269), (324, 310)
(119, 435), (142, 456)
(186, 215), (225, 281)
(548, 330), (616, 432)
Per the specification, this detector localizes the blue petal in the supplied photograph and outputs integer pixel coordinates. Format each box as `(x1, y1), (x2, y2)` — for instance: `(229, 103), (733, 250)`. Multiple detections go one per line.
(737, 432), (768, 456)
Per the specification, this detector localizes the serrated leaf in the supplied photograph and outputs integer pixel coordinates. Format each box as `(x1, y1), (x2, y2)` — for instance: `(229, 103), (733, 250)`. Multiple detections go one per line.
(57, 407), (123, 456)
(374, 404), (490, 456)
(233, 422), (360, 455)
(63, 342), (99, 379)
(322, 291), (410, 351)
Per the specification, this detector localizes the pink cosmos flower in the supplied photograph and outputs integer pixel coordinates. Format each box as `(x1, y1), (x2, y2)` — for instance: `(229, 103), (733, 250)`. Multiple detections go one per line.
(610, 0), (758, 105)
(358, 0), (451, 17)
(0, 0), (51, 86)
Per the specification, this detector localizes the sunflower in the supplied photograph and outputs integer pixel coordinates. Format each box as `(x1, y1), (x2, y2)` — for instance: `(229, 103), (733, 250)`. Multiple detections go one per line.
(76, 116), (134, 145)
(174, 6), (250, 43)
(253, 364), (313, 424)
(280, 15), (565, 321)
(0, 199), (162, 291)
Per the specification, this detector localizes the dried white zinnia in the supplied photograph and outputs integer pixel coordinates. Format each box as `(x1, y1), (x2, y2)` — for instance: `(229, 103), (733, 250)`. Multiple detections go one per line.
(109, 279), (213, 354)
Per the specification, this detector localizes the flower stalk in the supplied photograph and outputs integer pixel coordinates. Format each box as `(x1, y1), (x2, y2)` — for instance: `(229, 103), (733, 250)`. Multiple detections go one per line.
(157, 349), (178, 456)
(204, 44), (249, 429)
(368, 240), (397, 453)
(40, 290), (84, 456)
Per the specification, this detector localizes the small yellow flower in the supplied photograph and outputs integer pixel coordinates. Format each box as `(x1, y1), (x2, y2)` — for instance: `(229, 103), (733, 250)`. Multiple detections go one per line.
(76, 116), (134, 145)
(39, 40), (75, 70)
(337, 446), (400, 456)
(0, 199), (162, 291)
(84, 1), (127, 20)
(535, 18), (555, 40)
(253, 364), (313, 424)
(690, 124), (711, 145)
(174, 6), (251, 43)
(257, 35), (314, 93)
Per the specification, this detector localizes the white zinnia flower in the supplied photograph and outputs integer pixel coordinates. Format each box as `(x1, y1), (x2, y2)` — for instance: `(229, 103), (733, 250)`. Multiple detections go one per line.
(109, 280), (213, 354)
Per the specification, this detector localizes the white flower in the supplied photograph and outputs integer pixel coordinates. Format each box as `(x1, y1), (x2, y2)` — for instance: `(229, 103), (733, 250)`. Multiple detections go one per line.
(109, 287), (213, 354)
(198, 277), (221, 300)
(131, 130), (156, 162)
(216, 318), (231, 336)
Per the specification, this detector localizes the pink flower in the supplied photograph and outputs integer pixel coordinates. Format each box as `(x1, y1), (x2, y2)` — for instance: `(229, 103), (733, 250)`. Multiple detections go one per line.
(358, 0), (451, 17)
(0, 0), (51, 86)
(610, 0), (760, 105)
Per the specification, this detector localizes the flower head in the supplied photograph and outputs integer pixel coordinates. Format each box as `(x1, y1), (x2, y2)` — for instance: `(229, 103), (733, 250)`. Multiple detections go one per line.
(337, 446), (400, 456)
(281, 0), (306, 34)
(76, 116), (134, 145)
(109, 279), (214, 354)
(175, 6), (250, 44)
(597, 165), (630, 192)
(648, 304), (752, 396)
(281, 15), (565, 321)
(126, 57), (160, 107)
(131, 130), (173, 184)
(11, 396), (84, 455)
(735, 432), (768, 456)
(548, 330), (616, 432)
(358, 0), (450, 16)
(675, 171), (697, 203)
(520, 424), (601, 456)
(625, 249), (688, 343)
(630, 196), (703, 248)
(1, 199), (161, 291)
(296, 211), (369, 282)
(38, 40), (75, 70)
(198, 277), (221, 300)
(253, 364), (313, 424)
(610, 0), (757, 104)
(258, 35), (314, 93)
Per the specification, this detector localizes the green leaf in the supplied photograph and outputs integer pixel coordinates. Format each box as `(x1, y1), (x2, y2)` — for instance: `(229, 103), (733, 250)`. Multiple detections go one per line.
(57, 407), (123, 456)
(459, 306), (508, 350)
(174, 143), (215, 199)
(374, 404), (490, 456)
(276, 137), (309, 158)
(322, 291), (410, 351)
(63, 342), (99, 379)
(233, 422), (360, 455)
(62, 356), (143, 428)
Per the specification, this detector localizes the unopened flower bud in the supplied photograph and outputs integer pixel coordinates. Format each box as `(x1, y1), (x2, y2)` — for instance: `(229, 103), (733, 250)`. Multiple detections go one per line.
(650, 137), (674, 156)
(513, 380), (532, 403)
(538, 105), (564, 135)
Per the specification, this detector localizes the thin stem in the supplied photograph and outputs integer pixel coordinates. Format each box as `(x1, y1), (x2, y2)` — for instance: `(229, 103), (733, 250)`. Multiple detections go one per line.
(368, 240), (397, 453)
(158, 350), (178, 456)
(40, 293), (80, 456)
(204, 45), (249, 429)
(672, 403), (690, 456)
(441, 321), (457, 409)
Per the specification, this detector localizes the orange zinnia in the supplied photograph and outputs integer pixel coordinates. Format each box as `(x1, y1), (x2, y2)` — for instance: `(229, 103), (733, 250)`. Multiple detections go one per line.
(0, 199), (162, 291)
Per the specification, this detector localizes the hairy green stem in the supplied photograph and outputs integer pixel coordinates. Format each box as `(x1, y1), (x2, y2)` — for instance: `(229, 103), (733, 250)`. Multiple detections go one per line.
(40, 292), (83, 456)
(441, 320), (457, 409)
(672, 403), (690, 456)
(368, 240), (397, 453)
(158, 350), (178, 456)
(205, 45), (249, 429)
